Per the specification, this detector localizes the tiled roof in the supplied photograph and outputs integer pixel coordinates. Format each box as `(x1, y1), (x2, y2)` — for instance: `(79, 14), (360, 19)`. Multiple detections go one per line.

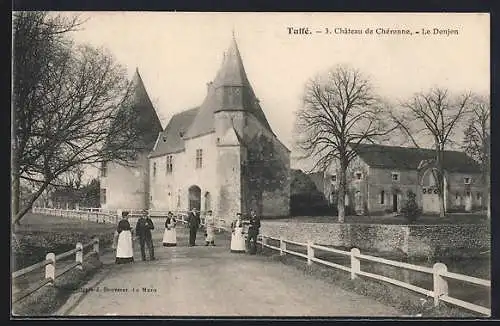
(352, 143), (481, 173)
(149, 107), (199, 157)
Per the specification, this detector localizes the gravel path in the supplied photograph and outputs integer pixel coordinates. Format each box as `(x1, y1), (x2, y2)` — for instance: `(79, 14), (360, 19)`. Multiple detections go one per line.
(55, 227), (401, 317)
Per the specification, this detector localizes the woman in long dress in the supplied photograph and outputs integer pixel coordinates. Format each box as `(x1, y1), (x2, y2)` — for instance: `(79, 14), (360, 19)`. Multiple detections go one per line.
(162, 212), (177, 247)
(204, 210), (216, 246)
(113, 211), (134, 264)
(230, 213), (246, 253)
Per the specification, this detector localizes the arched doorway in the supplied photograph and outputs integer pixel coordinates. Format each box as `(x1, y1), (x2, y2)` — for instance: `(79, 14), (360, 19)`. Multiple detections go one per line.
(204, 192), (212, 212)
(188, 185), (201, 211)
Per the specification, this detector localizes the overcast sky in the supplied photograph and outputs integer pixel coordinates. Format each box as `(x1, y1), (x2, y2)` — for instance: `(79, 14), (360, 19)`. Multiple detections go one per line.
(64, 12), (489, 172)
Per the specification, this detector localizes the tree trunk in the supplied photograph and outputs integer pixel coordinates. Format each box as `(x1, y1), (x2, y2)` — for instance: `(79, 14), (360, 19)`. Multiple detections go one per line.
(12, 179), (52, 225)
(435, 148), (446, 218)
(337, 161), (347, 223)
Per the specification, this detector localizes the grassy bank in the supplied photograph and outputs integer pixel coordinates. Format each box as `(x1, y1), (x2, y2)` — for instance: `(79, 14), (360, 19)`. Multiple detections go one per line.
(12, 252), (102, 316)
(12, 213), (116, 316)
(259, 247), (485, 318)
(12, 213), (116, 270)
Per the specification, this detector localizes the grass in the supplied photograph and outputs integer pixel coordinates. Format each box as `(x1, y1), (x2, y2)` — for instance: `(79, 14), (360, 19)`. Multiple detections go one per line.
(12, 213), (116, 270)
(268, 212), (488, 225)
(11, 213), (115, 316)
(12, 252), (103, 316)
(259, 246), (487, 318)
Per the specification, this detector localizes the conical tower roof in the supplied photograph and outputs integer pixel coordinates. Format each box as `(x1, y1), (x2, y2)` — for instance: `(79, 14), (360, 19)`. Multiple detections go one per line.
(128, 68), (163, 151)
(184, 36), (273, 139)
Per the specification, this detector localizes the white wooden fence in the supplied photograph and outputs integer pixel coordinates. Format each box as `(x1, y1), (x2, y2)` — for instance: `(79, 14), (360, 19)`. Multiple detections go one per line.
(258, 235), (491, 317)
(33, 207), (230, 232)
(12, 238), (100, 304)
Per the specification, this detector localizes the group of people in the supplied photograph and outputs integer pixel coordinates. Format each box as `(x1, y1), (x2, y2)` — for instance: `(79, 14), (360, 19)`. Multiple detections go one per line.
(113, 210), (156, 264)
(112, 208), (261, 264)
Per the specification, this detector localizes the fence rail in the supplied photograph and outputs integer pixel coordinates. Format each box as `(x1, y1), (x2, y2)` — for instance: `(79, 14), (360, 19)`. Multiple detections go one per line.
(12, 238), (100, 304)
(258, 235), (491, 316)
(32, 208), (230, 232)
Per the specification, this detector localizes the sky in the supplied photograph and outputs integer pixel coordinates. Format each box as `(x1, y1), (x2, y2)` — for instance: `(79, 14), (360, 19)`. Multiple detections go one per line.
(63, 12), (489, 173)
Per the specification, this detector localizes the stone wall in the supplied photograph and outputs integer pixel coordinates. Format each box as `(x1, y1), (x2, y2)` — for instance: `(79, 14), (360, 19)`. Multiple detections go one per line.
(260, 221), (490, 259)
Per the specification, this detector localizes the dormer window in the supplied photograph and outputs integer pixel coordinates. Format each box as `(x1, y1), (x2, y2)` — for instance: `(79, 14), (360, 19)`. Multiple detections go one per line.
(355, 172), (363, 180)
(391, 172), (400, 182)
(464, 177), (471, 185)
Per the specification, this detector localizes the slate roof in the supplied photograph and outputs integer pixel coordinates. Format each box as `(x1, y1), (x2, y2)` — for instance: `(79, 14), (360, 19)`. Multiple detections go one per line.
(107, 69), (162, 153)
(351, 143), (481, 173)
(184, 36), (273, 139)
(149, 107), (199, 157)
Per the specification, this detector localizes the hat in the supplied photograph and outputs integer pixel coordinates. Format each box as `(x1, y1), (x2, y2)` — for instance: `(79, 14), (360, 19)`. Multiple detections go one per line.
(207, 210), (213, 214)
(236, 212), (242, 216)
(122, 211), (129, 217)
(141, 209), (149, 215)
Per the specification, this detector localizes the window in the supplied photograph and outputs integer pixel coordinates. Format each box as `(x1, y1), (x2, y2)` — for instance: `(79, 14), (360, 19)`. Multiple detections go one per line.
(100, 188), (106, 205)
(380, 190), (385, 204)
(355, 172), (362, 180)
(196, 149), (203, 169)
(391, 172), (400, 182)
(331, 175), (337, 183)
(166, 155), (173, 174)
(464, 177), (471, 184)
(101, 162), (107, 177)
(477, 193), (481, 200)
(153, 162), (157, 177)
(456, 192), (459, 199)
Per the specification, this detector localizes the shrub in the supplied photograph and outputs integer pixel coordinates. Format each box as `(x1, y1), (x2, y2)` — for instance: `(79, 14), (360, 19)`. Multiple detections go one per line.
(400, 190), (421, 224)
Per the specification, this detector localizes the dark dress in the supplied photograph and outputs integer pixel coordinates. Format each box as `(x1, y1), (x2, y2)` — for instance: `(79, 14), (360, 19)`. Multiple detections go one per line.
(115, 219), (134, 264)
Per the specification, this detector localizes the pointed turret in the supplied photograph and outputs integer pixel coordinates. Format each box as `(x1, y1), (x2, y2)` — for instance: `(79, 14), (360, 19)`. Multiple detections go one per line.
(128, 68), (163, 151)
(184, 35), (272, 139)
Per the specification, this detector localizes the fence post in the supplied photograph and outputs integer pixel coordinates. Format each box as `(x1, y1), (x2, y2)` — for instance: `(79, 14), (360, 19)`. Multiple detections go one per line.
(93, 237), (100, 255)
(261, 235), (267, 250)
(279, 237), (286, 256)
(307, 240), (315, 266)
(350, 248), (360, 280)
(76, 242), (83, 270)
(45, 253), (56, 283)
(433, 262), (449, 307)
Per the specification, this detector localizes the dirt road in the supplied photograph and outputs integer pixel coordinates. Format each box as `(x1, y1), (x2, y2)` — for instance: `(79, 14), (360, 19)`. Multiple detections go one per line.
(55, 226), (401, 317)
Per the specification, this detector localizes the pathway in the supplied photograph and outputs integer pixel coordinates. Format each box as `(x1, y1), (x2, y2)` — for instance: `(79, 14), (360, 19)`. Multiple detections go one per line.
(55, 226), (401, 317)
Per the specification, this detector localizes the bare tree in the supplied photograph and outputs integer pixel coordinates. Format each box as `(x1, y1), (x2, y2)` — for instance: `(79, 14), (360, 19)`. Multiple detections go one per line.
(295, 65), (395, 222)
(462, 95), (490, 218)
(13, 12), (142, 225)
(392, 87), (471, 217)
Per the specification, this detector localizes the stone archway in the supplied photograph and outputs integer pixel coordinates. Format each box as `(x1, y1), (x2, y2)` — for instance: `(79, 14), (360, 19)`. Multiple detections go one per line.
(188, 185), (201, 211)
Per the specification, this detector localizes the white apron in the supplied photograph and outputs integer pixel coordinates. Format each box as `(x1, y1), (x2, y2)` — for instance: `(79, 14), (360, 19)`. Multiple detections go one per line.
(116, 230), (133, 258)
(162, 223), (177, 246)
(230, 226), (246, 253)
(205, 217), (216, 242)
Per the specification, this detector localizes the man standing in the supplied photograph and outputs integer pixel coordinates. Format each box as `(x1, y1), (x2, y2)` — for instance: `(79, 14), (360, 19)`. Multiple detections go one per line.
(247, 210), (261, 255)
(188, 207), (200, 246)
(136, 210), (155, 261)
